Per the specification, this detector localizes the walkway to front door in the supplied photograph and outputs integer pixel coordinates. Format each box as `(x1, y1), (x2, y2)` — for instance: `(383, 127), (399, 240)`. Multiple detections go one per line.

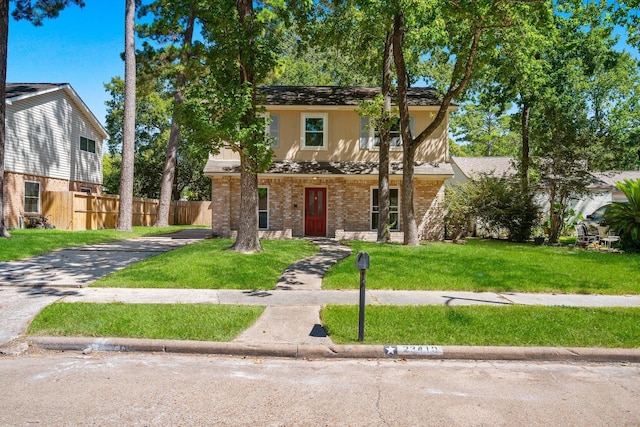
(304, 187), (326, 236)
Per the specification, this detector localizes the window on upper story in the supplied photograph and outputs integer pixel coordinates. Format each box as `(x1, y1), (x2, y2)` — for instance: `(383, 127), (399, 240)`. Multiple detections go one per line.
(80, 136), (96, 153)
(301, 113), (328, 150)
(371, 187), (399, 231)
(359, 116), (414, 151)
(258, 187), (269, 229)
(266, 114), (279, 148)
(24, 181), (40, 214)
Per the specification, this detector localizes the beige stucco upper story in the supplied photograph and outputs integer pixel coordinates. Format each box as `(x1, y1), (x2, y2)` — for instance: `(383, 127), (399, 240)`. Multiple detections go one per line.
(211, 86), (454, 165)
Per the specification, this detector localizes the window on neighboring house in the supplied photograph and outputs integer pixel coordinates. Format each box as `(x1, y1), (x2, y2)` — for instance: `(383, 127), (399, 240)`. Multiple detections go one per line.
(359, 116), (415, 150)
(258, 187), (269, 229)
(24, 181), (40, 214)
(371, 188), (399, 230)
(80, 136), (96, 153)
(267, 114), (279, 148)
(301, 113), (328, 149)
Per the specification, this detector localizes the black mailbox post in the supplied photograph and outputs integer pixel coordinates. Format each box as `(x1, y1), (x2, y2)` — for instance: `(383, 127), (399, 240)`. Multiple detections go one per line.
(356, 251), (370, 342)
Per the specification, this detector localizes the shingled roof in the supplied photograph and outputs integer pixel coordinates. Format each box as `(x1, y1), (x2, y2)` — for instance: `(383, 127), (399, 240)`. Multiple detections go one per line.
(204, 159), (453, 177)
(5, 83), (67, 99)
(259, 86), (447, 107)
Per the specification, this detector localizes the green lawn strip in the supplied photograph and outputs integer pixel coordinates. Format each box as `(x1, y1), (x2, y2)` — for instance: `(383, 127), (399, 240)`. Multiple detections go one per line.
(27, 302), (264, 342)
(323, 239), (640, 295)
(91, 238), (318, 290)
(0, 226), (203, 262)
(322, 305), (640, 348)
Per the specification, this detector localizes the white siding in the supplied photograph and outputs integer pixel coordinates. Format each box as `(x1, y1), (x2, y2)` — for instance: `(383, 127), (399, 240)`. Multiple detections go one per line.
(5, 89), (103, 185)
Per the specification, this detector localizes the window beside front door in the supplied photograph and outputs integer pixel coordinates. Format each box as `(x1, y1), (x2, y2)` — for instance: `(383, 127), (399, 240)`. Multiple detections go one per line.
(301, 113), (328, 150)
(258, 187), (269, 229)
(371, 188), (399, 230)
(359, 116), (414, 150)
(24, 181), (41, 214)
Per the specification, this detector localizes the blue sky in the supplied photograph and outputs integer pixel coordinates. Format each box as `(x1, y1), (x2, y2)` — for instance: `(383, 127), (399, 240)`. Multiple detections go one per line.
(7, 2), (126, 127)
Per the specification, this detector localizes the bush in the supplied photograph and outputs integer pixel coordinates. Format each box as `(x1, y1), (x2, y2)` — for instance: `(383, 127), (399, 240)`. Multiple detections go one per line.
(603, 179), (640, 251)
(445, 174), (538, 243)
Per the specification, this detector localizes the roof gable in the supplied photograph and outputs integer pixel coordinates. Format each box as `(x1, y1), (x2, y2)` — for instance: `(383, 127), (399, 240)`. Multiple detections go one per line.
(592, 171), (640, 187)
(5, 83), (109, 140)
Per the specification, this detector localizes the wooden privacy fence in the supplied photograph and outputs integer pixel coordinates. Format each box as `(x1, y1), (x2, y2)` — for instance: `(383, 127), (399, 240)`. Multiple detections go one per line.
(41, 191), (211, 231)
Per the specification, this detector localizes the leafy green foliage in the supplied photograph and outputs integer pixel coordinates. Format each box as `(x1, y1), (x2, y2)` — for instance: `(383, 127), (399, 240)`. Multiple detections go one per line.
(11, 0), (84, 25)
(604, 179), (640, 251)
(449, 102), (519, 157)
(103, 77), (211, 200)
(445, 174), (538, 242)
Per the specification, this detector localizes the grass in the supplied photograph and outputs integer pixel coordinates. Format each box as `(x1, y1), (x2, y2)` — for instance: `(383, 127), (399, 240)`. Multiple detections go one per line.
(323, 239), (640, 295)
(91, 238), (318, 290)
(322, 305), (640, 347)
(27, 302), (264, 342)
(0, 226), (203, 262)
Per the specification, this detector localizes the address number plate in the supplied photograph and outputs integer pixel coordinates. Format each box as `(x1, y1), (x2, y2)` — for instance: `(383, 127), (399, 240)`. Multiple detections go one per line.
(384, 345), (443, 356)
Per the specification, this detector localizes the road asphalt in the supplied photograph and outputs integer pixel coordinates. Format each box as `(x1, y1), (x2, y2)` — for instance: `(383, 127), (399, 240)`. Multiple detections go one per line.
(1, 228), (639, 362)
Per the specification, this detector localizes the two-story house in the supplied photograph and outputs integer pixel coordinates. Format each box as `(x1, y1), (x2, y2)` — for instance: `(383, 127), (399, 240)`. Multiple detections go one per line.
(2, 83), (108, 228)
(204, 86), (454, 241)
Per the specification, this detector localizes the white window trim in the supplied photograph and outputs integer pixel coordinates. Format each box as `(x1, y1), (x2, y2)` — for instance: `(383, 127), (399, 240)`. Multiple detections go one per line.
(258, 186), (269, 230)
(24, 180), (41, 214)
(370, 187), (400, 231)
(360, 116), (414, 151)
(301, 113), (328, 150)
(80, 187), (92, 194)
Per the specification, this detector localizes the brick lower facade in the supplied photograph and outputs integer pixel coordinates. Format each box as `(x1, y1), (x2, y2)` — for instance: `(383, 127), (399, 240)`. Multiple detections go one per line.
(211, 175), (446, 241)
(2, 172), (101, 229)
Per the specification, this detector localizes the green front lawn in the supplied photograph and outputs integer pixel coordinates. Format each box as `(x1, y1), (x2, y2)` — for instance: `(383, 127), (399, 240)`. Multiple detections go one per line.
(322, 305), (640, 347)
(92, 238), (318, 289)
(0, 226), (203, 262)
(323, 239), (640, 294)
(28, 302), (264, 342)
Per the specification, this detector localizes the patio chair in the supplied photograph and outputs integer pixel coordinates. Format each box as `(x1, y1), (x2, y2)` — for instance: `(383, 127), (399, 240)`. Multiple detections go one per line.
(576, 223), (598, 246)
(598, 226), (620, 249)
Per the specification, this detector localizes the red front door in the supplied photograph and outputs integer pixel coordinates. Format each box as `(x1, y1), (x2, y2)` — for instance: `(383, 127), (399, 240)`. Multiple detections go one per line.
(305, 187), (327, 236)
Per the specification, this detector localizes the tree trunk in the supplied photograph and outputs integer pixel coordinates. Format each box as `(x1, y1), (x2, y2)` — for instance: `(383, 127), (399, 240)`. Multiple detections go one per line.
(377, 28), (394, 243)
(117, 0), (136, 232)
(230, 159), (262, 253)
(520, 97), (531, 194)
(0, 0), (9, 238)
(392, 11), (419, 246)
(155, 10), (195, 227)
(229, 0), (262, 253)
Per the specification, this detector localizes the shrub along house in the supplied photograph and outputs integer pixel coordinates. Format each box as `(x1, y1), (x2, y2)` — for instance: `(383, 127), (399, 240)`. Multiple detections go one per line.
(204, 86), (454, 241)
(2, 83), (108, 229)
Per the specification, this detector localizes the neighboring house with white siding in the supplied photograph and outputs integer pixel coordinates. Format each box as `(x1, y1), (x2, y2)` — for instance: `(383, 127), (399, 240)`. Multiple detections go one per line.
(2, 83), (108, 229)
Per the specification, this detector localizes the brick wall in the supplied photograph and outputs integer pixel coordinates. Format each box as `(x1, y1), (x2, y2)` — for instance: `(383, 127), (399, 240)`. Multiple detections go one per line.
(210, 174), (447, 240)
(3, 172), (70, 229)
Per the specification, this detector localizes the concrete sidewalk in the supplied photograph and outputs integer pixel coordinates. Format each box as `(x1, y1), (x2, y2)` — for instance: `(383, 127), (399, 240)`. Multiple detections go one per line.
(2, 231), (640, 362)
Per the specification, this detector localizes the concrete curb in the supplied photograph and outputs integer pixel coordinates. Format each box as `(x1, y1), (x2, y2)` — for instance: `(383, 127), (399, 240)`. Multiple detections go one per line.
(29, 337), (640, 363)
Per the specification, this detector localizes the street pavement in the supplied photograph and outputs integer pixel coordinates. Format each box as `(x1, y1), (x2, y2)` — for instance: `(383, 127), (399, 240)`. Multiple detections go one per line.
(1, 229), (640, 362)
